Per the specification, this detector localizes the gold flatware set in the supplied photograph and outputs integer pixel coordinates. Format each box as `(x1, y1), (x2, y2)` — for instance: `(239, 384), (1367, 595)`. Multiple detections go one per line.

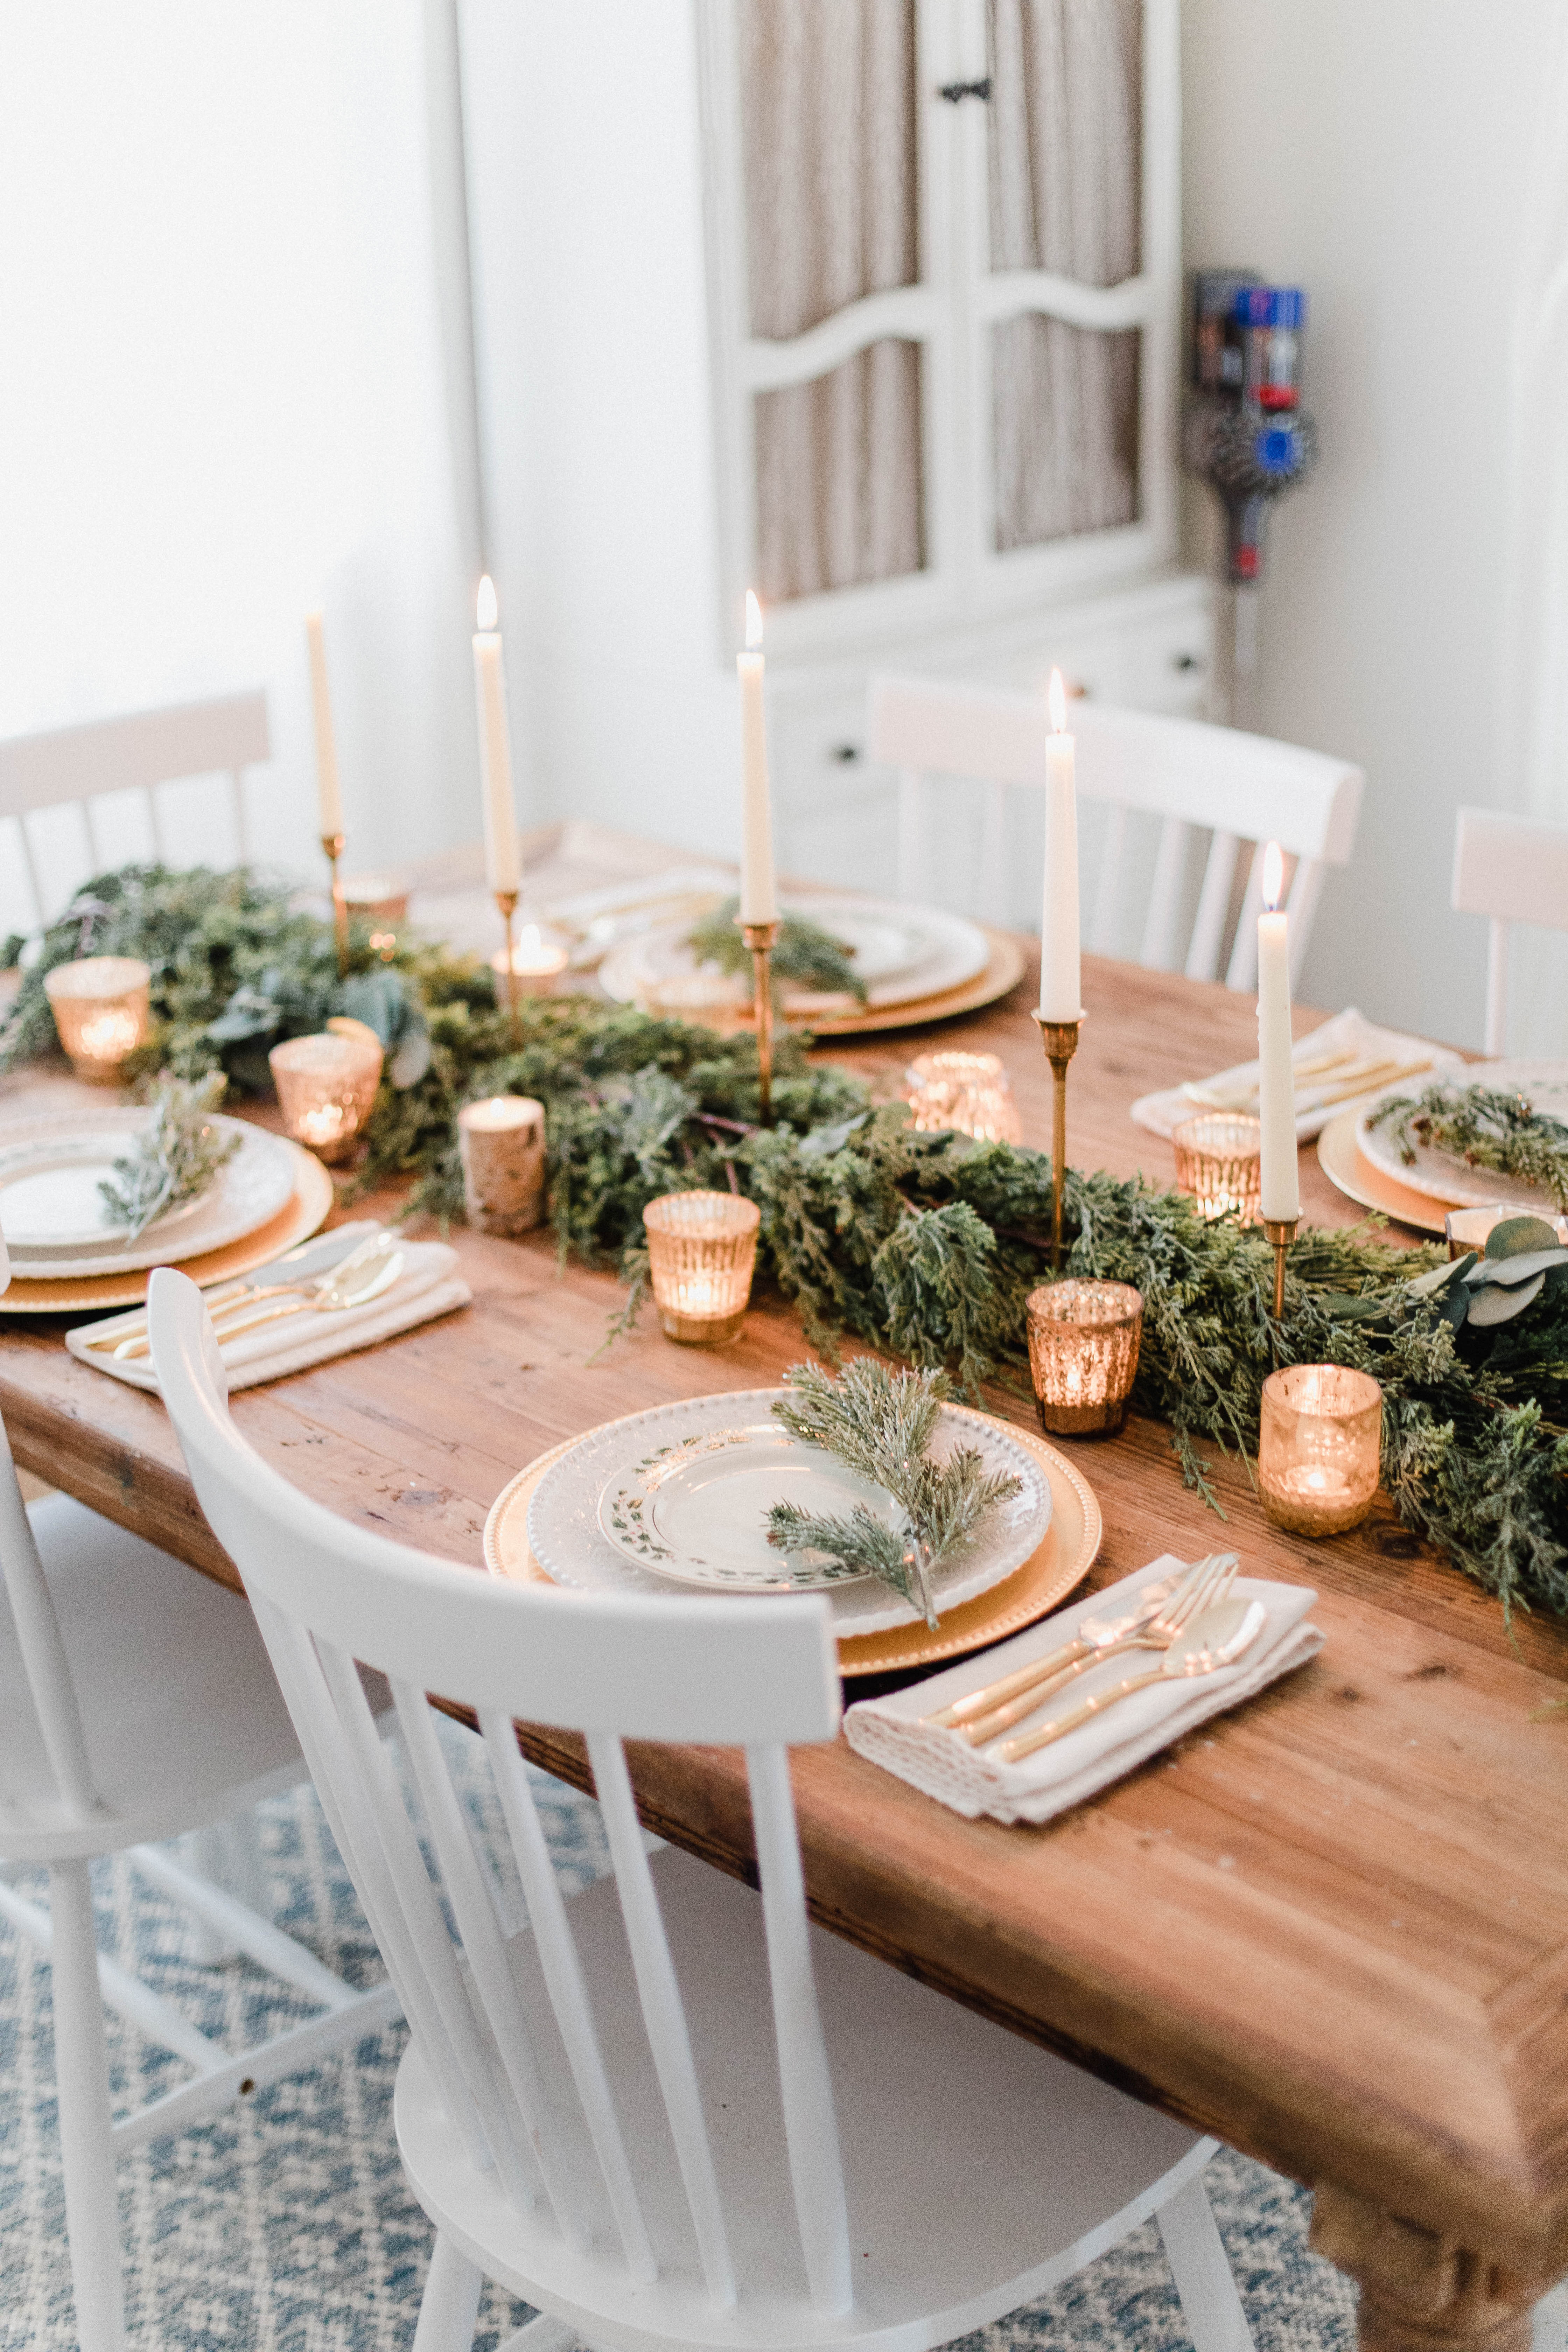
(1182, 1047), (1433, 1118)
(87, 1230), (404, 1361)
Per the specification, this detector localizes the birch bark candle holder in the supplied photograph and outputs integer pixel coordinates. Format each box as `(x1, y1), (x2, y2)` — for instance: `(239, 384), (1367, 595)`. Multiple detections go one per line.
(1258, 1363), (1381, 1535)
(43, 956), (152, 1081)
(643, 1190), (761, 1344)
(458, 1096), (546, 1235)
(903, 1050), (1022, 1145)
(1171, 1112), (1264, 1224)
(1026, 1279), (1143, 1437)
(268, 1030), (383, 1164)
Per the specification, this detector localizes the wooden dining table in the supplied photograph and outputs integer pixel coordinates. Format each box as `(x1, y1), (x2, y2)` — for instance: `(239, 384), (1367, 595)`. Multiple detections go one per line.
(2, 936), (1566, 2352)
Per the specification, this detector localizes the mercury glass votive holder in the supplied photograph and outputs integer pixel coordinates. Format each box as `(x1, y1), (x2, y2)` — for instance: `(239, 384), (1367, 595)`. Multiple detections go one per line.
(1258, 1363), (1382, 1536)
(341, 874), (410, 962)
(1026, 1279), (1144, 1437)
(1445, 1204), (1568, 1259)
(43, 956), (152, 1082)
(268, 1029), (384, 1164)
(903, 1050), (1023, 1145)
(643, 1190), (762, 1344)
(1171, 1112), (1263, 1224)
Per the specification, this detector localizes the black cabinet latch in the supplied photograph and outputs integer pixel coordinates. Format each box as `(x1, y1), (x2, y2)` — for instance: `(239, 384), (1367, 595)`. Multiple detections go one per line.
(937, 77), (991, 103)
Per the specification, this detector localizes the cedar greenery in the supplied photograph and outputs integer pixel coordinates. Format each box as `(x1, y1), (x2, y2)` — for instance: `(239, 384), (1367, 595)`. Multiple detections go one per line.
(685, 895), (867, 1003)
(1368, 1080), (1568, 1211)
(9, 862), (1568, 1623)
(98, 1072), (239, 1239)
(765, 1360), (1024, 1625)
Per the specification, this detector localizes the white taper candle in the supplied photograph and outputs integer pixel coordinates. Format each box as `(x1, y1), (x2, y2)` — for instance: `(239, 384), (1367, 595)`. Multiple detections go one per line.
(1256, 841), (1301, 1220)
(737, 590), (777, 925)
(304, 610), (344, 839)
(1038, 668), (1081, 1021)
(473, 575), (520, 897)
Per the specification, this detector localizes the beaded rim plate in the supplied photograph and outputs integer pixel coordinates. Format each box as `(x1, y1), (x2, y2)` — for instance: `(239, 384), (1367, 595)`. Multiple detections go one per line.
(0, 1111), (298, 1274)
(484, 1416), (1101, 1677)
(0, 1144), (335, 1313)
(526, 1389), (1050, 1633)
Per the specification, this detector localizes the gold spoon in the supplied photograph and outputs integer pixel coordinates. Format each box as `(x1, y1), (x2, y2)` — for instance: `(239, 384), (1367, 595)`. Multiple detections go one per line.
(110, 1231), (398, 1360)
(205, 1247), (406, 1345)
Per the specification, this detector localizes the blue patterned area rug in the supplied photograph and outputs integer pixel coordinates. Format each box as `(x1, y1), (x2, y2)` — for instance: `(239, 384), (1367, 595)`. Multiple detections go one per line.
(0, 1719), (1357, 2352)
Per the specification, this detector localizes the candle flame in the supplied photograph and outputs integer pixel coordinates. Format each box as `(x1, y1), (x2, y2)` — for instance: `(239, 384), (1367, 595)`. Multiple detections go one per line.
(476, 574), (498, 632)
(1048, 667), (1067, 734)
(744, 589), (763, 651)
(1262, 840), (1284, 912)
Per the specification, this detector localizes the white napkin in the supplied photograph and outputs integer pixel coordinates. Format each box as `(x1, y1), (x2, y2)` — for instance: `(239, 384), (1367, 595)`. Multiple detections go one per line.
(844, 1556), (1322, 1826)
(1130, 1007), (1464, 1144)
(66, 1236), (470, 1393)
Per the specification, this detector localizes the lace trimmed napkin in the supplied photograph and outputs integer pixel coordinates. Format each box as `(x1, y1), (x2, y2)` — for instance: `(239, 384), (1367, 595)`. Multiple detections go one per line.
(1130, 1007), (1465, 1145)
(844, 1556), (1322, 1826)
(66, 1231), (470, 1394)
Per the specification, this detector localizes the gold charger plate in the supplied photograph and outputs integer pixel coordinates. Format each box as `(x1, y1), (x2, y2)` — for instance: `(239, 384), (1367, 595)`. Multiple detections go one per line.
(1317, 1108), (1449, 1238)
(0, 1143), (335, 1314)
(483, 1416), (1101, 1678)
(799, 927), (1028, 1038)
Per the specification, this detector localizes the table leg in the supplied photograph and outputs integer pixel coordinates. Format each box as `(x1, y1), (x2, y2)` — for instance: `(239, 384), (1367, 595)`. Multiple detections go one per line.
(1312, 2184), (1547, 2352)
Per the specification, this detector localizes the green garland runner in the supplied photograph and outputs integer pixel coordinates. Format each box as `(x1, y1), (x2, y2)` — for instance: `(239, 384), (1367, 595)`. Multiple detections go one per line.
(7, 863), (1568, 1620)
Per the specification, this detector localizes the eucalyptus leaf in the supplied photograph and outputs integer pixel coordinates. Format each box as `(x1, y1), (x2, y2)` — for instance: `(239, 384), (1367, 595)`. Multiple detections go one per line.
(1466, 1271), (1547, 1325)
(1485, 1215), (1562, 1259)
(1407, 1254), (1470, 1297)
(1464, 1245), (1568, 1288)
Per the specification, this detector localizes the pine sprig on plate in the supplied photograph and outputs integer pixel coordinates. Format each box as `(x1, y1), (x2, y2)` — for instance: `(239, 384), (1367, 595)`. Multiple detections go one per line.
(1368, 1082), (1568, 1210)
(686, 897), (868, 1003)
(99, 1072), (240, 1239)
(764, 1359), (1023, 1628)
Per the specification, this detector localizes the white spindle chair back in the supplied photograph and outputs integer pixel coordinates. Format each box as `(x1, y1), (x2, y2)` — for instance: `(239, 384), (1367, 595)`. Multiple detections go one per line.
(147, 1267), (854, 2318)
(870, 675), (1363, 993)
(1451, 805), (1568, 1056)
(0, 692), (270, 927)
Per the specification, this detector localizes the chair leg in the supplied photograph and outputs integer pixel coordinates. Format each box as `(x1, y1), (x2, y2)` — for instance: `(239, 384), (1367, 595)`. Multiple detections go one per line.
(413, 2230), (484, 2352)
(1158, 2170), (1255, 2352)
(48, 1860), (127, 2352)
(186, 1824), (236, 1963)
(224, 1805), (271, 1918)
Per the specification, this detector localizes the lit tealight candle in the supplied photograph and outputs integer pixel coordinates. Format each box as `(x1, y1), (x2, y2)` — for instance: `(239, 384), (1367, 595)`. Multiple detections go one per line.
(1259, 1363), (1381, 1535)
(269, 1030), (383, 1164)
(488, 923), (569, 1000)
(643, 1190), (762, 1344)
(1256, 841), (1300, 1223)
(43, 957), (152, 1082)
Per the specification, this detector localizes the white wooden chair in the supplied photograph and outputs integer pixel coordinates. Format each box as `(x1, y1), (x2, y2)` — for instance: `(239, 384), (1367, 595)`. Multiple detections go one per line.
(1451, 805), (1568, 1055)
(150, 1263), (1258, 2352)
(0, 1240), (400, 2352)
(0, 690), (270, 928)
(870, 674), (1363, 992)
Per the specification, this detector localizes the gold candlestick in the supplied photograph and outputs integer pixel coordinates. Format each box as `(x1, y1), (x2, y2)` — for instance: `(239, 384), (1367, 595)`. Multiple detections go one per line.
(495, 888), (520, 1036)
(739, 917), (781, 1123)
(1034, 1011), (1083, 1270)
(321, 832), (349, 976)
(1264, 1216), (1298, 1318)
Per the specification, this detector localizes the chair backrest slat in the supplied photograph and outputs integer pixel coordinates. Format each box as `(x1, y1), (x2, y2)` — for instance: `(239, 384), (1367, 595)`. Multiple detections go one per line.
(0, 1411), (100, 1825)
(392, 1680), (592, 2249)
(586, 1730), (738, 2308)
(478, 1708), (661, 2286)
(868, 673), (1363, 991)
(149, 1266), (845, 2311)
(1451, 805), (1568, 1054)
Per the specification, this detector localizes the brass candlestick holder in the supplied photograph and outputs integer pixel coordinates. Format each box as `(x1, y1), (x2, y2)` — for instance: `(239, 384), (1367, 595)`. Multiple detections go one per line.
(495, 887), (520, 1036)
(321, 832), (349, 976)
(1264, 1217), (1298, 1318)
(1034, 1011), (1083, 1269)
(740, 916), (781, 1123)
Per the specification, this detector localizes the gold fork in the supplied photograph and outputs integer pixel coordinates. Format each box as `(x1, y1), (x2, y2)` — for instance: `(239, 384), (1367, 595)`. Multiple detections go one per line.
(997, 1596), (1267, 1763)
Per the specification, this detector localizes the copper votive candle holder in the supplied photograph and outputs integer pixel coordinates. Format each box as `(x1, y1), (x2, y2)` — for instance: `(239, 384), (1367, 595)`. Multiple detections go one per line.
(341, 873), (410, 962)
(1444, 1204), (1568, 1259)
(268, 1029), (383, 1164)
(43, 956), (152, 1082)
(1026, 1279), (1143, 1437)
(1258, 1363), (1382, 1536)
(1171, 1112), (1263, 1224)
(903, 1050), (1023, 1145)
(458, 1096), (546, 1235)
(489, 924), (569, 1002)
(643, 1190), (761, 1344)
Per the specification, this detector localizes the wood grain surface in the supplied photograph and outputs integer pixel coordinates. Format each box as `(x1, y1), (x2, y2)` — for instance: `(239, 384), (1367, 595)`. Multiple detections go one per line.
(5, 946), (1567, 2329)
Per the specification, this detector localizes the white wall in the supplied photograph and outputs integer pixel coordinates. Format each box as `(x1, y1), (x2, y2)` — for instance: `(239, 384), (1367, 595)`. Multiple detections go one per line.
(1182, 0), (1561, 1050)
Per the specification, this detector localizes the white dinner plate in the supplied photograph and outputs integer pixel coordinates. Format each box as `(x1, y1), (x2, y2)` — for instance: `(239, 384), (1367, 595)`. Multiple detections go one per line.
(0, 1112), (299, 1277)
(597, 894), (992, 1016)
(528, 1389), (1051, 1636)
(1355, 1059), (1568, 1211)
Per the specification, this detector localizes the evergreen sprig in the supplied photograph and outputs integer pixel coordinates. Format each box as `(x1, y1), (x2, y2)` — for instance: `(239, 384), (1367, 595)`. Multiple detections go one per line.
(1369, 1081), (1568, 1211)
(686, 896), (867, 1003)
(99, 1072), (240, 1239)
(765, 1360), (1023, 1626)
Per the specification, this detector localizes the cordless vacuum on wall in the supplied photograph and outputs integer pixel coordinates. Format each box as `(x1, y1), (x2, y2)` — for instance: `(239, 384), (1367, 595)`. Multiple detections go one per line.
(1185, 270), (1316, 727)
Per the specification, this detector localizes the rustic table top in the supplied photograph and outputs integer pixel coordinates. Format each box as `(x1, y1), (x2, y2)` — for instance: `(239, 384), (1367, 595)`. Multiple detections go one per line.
(4, 944), (1566, 2324)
